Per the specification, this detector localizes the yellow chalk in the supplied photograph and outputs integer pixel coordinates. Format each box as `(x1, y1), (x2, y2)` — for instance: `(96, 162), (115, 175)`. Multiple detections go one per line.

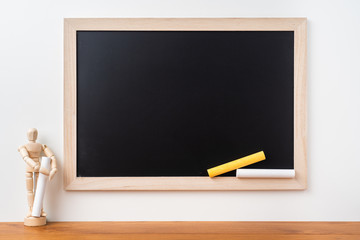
(207, 151), (266, 178)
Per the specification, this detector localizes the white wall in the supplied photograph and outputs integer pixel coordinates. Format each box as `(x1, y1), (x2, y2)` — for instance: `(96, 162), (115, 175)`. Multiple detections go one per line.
(1, 0), (360, 222)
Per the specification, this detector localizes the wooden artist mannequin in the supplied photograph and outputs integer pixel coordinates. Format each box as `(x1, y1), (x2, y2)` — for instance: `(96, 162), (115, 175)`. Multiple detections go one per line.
(18, 128), (57, 226)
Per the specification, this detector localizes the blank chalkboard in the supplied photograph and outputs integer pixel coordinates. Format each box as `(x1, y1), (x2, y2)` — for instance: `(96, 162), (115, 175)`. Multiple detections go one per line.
(64, 18), (307, 190)
(76, 30), (294, 177)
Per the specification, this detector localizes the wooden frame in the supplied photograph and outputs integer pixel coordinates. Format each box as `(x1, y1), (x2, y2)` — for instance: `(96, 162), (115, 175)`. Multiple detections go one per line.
(64, 18), (307, 190)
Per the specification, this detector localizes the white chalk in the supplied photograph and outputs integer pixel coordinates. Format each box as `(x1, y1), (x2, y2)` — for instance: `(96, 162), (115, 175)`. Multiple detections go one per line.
(32, 157), (50, 217)
(236, 169), (295, 178)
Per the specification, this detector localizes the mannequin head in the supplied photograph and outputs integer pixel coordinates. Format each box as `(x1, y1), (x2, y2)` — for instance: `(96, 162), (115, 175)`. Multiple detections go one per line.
(27, 128), (38, 142)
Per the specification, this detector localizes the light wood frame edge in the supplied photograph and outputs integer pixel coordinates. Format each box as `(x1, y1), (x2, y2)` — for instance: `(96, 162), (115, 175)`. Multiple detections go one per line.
(64, 18), (307, 191)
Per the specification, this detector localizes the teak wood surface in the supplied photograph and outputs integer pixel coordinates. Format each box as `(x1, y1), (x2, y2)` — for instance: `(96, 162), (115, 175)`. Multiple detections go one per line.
(1, 222), (359, 240)
(64, 18), (307, 190)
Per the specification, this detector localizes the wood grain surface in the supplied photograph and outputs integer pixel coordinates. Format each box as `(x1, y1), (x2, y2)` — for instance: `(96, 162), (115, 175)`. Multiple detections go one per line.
(1, 222), (359, 240)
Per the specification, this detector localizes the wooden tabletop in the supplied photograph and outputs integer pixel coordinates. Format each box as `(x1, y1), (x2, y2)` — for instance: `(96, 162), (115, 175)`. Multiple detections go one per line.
(1, 222), (359, 240)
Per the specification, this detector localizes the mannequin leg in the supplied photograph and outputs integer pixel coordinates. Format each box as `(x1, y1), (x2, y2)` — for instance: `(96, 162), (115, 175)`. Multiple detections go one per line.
(25, 172), (34, 217)
(41, 209), (47, 217)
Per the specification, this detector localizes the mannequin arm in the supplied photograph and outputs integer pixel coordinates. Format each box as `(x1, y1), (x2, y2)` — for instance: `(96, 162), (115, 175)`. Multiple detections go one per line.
(18, 145), (39, 170)
(42, 145), (57, 180)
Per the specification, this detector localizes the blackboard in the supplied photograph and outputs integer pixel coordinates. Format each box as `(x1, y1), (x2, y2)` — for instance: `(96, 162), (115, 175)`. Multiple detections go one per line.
(76, 31), (294, 177)
(64, 18), (307, 190)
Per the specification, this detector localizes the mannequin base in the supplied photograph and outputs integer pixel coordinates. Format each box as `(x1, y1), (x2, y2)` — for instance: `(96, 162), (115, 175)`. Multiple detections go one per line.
(24, 216), (46, 226)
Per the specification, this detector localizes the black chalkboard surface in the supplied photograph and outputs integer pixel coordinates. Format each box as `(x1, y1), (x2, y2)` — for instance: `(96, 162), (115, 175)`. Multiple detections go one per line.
(76, 31), (294, 177)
